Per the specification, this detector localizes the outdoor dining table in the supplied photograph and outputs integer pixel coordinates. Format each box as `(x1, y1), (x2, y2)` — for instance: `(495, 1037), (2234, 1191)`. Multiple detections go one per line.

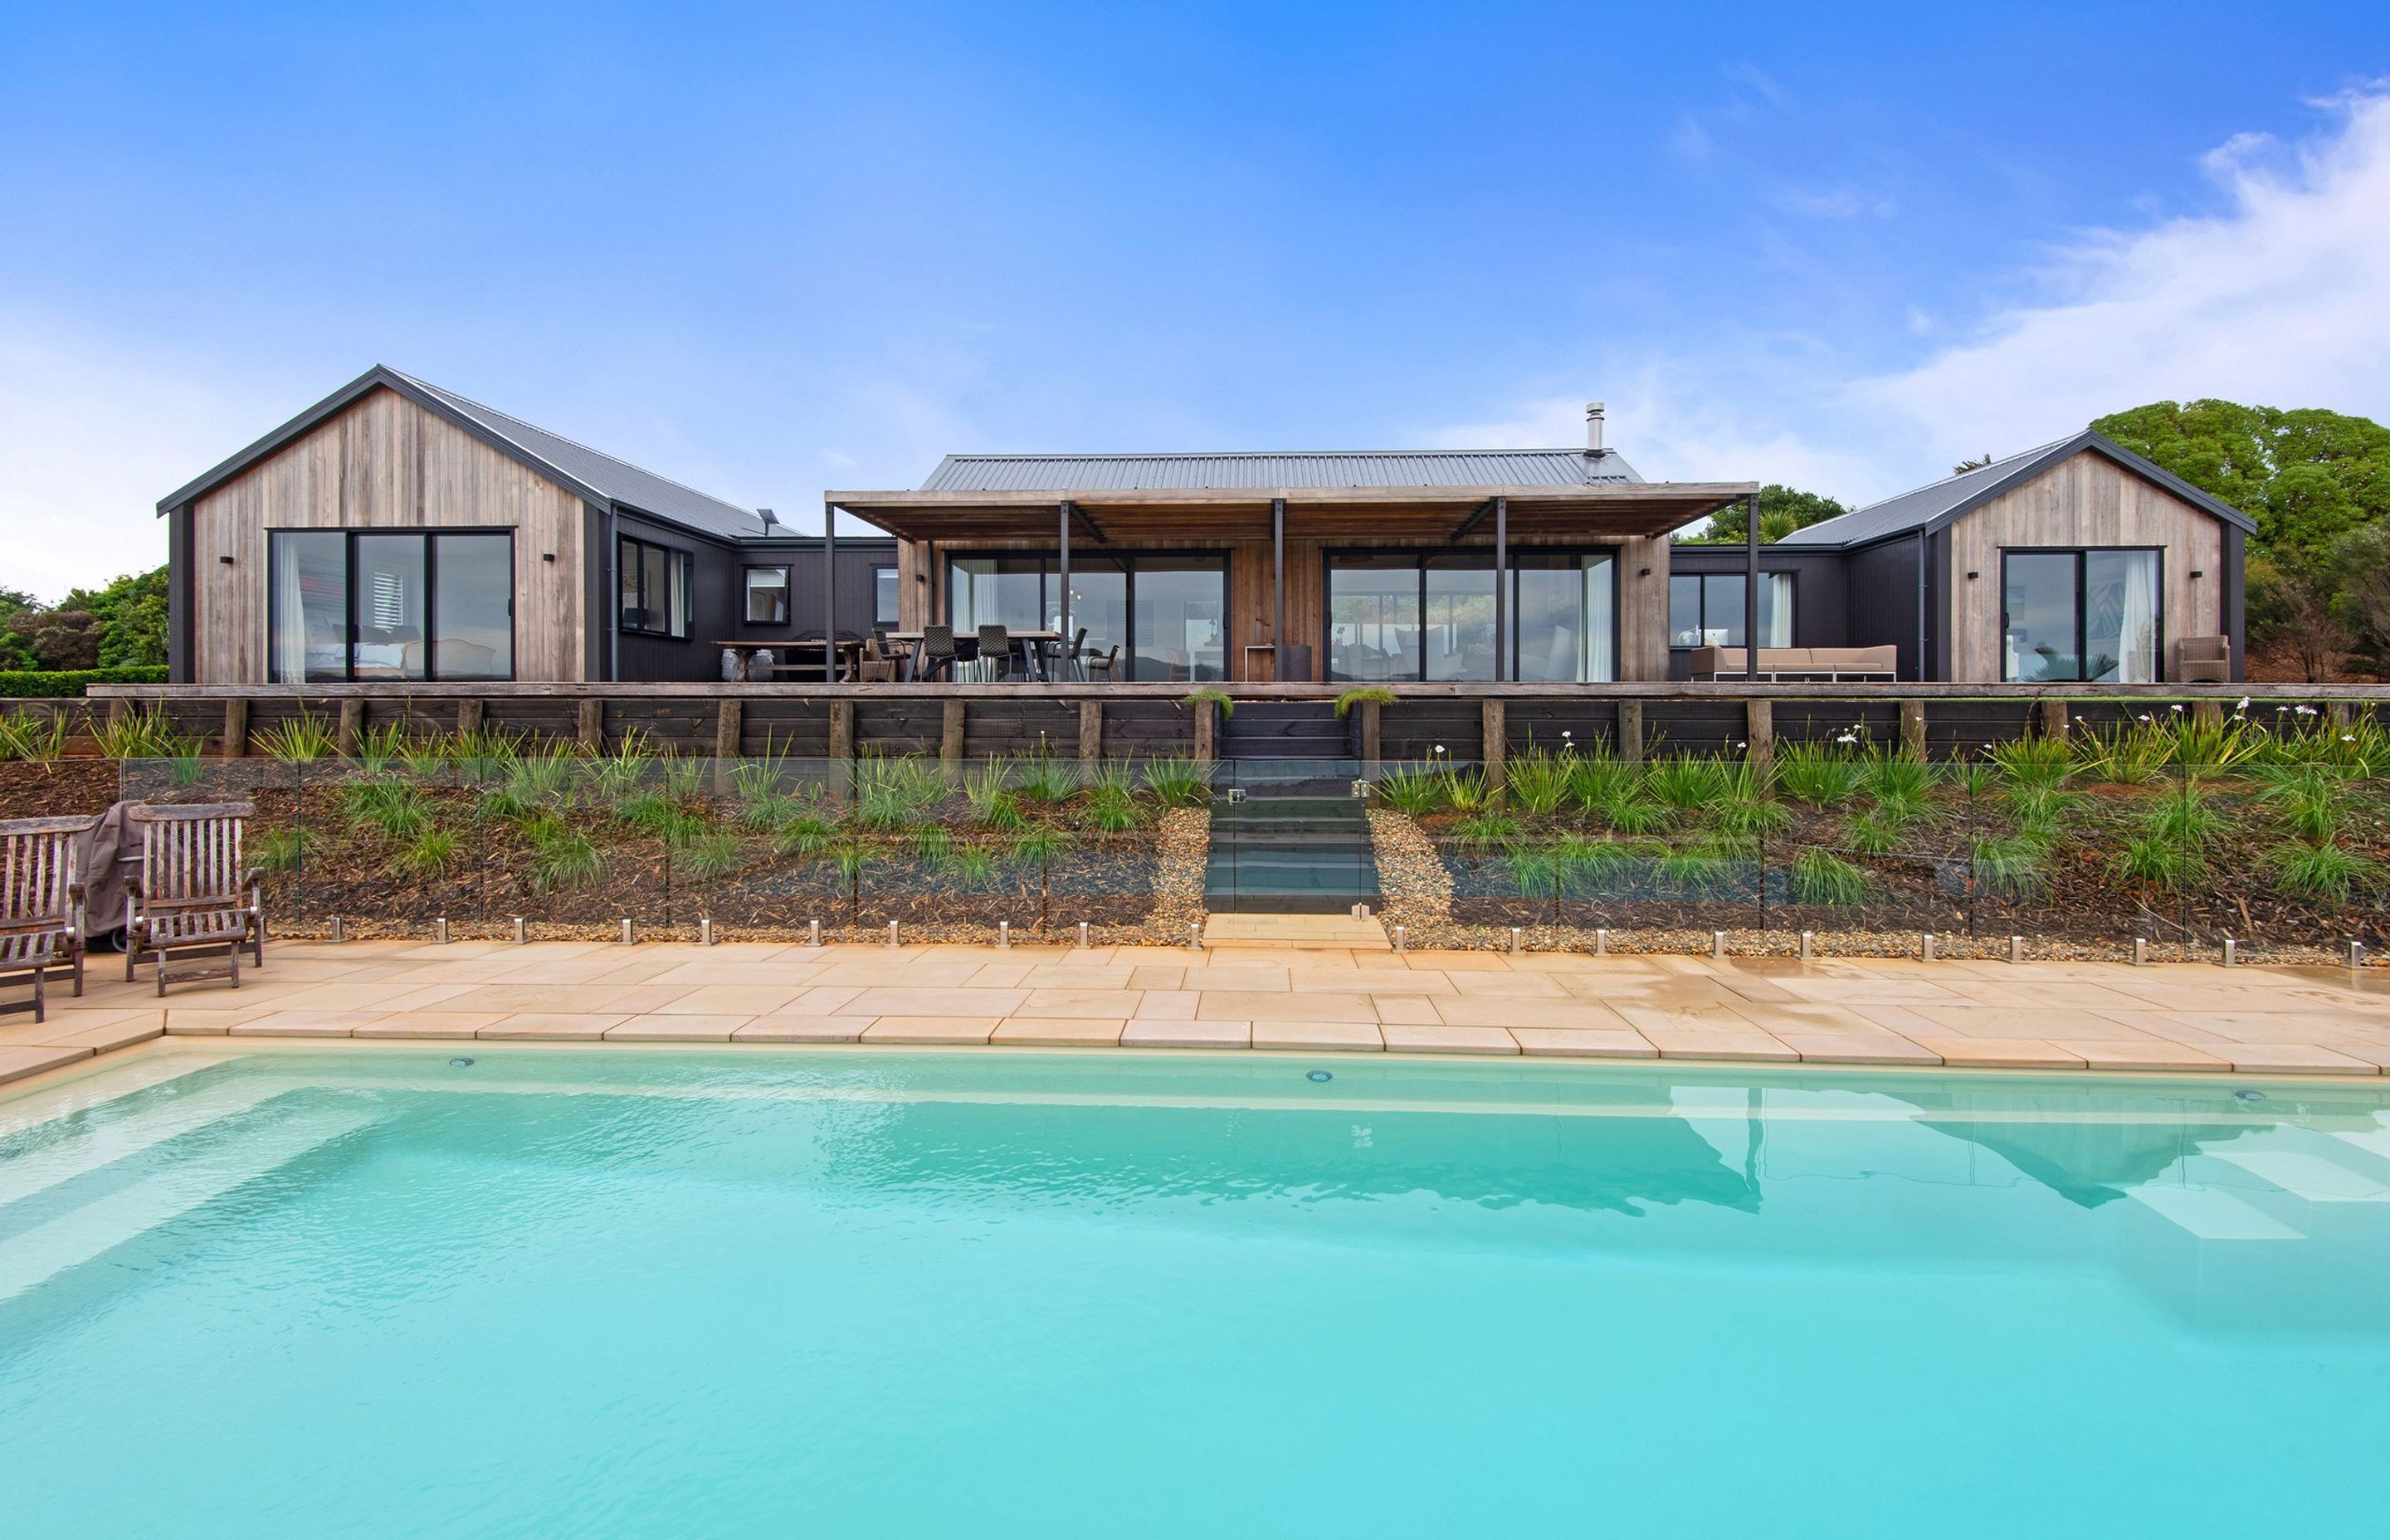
(885, 630), (1066, 680)
(711, 639), (860, 682)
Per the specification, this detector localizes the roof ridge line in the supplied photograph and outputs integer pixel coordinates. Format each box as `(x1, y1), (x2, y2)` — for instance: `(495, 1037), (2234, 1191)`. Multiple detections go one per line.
(936, 446), (1602, 461)
(1842, 433), (2078, 514)
(393, 369), (763, 527)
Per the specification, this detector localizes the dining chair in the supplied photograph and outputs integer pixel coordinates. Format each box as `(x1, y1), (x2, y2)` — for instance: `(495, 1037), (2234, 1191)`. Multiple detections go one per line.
(910, 624), (958, 681)
(976, 625), (1013, 682)
(1084, 643), (1122, 680)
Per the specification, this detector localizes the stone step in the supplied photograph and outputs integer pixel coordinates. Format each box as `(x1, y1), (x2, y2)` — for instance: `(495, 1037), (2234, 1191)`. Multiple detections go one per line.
(1202, 913), (1391, 950)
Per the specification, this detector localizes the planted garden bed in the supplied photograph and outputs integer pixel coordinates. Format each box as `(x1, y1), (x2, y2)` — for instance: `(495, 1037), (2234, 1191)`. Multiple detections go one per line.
(1368, 710), (2390, 958)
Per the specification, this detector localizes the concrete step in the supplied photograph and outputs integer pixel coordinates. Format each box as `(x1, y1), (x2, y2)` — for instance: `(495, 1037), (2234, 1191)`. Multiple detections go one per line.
(1203, 913), (1391, 950)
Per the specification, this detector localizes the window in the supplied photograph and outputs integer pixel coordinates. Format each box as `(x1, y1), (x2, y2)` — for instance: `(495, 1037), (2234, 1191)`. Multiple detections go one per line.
(268, 530), (513, 682)
(2002, 548), (2160, 683)
(1669, 572), (1792, 648)
(1326, 552), (1617, 682)
(743, 565), (790, 626)
(620, 535), (693, 638)
(873, 565), (900, 627)
(946, 552), (1226, 680)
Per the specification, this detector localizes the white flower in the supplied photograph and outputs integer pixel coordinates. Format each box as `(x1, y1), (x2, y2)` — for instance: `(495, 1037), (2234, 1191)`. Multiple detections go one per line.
(2344, 733), (2358, 742)
(1835, 733), (1856, 744)
(2169, 703), (2183, 712)
(2237, 697), (2251, 710)
(2296, 704), (2315, 715)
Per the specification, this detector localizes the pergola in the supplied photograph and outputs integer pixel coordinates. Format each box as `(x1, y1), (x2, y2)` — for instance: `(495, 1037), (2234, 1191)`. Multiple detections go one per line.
(822, 481), (1760, 681)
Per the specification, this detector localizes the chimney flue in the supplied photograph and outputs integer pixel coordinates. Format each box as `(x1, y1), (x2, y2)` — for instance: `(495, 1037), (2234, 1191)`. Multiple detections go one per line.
(1585, 402), (1606, 456)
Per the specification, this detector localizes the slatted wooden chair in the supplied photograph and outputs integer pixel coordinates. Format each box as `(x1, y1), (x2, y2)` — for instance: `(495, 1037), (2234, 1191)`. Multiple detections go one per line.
(0, 814), (97, 1022)
(125, 802), (266, 997)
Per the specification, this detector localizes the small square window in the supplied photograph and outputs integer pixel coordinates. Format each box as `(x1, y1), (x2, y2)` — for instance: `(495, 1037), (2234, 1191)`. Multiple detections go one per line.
(744, 565), (791, 626)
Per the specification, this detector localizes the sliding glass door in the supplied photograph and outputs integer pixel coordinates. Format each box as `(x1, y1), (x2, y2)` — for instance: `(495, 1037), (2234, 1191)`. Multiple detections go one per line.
(2002, 548), (2161, 682)
(269, 529), (515, 682)
(1328, 552), (1616, 682)
(947, 552), (1226, 680)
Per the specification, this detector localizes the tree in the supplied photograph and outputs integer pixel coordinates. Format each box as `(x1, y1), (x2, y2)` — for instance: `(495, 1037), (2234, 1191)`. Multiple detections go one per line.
(2245, 548), (2352, 683)
(1680, 484), (1850, 544)
(2335, 521), (2390, 680)
(1953, 453), (1996, 473)
(58, 568), (169, 667)
(2093, 400), (2390, 558)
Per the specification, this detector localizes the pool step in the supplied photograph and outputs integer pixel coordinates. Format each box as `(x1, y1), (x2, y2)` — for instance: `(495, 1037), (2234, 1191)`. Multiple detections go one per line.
(2212, 1149), (2390, 1204)
(0, 1081), (296, 1211)
(0, 1104), (378, 1304)
(2124, 1183), (2302, 1241)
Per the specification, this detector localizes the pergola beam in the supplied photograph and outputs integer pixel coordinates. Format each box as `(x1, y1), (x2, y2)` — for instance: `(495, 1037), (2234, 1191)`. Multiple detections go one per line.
(1446, 497), (1497, 544)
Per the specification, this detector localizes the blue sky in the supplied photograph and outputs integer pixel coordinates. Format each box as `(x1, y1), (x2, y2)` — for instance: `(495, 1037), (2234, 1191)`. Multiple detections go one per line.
(4, 2), (2389, 592)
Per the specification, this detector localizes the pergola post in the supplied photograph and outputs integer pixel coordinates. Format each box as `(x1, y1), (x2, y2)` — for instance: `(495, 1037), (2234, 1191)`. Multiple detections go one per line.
(822, 500), (837, 682)
(1271, 497), (1285, 682)
(1058, 500), (1072, 681)
(1744, 490), (1760, 675)
(1493, 495), (1509, 683)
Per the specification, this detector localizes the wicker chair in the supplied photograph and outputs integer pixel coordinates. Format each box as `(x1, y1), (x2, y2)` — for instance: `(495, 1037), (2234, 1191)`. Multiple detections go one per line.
(976, 625), (1014, 682)
(855, 635), (899, 683)
(910, 624), (958, 681)
(125, 802), (265, 997)
(0, 814), (97, 1022)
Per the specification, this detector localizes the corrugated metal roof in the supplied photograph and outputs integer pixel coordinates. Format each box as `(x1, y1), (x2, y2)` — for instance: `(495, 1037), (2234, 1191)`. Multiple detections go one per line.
(1775, 431), (2256, 548)
(1775, 441), (2075, 547)
(394, 371), (767, 539)
(921, 447), (1643, 493)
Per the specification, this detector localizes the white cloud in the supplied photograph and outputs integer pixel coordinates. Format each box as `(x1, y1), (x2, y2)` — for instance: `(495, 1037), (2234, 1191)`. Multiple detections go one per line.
(1439, 88), (2390, 511)
(1861, 87), (2390, 459)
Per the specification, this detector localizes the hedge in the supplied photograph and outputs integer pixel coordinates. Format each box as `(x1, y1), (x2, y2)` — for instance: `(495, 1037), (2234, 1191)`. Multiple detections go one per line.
(0, 666), (169, 699)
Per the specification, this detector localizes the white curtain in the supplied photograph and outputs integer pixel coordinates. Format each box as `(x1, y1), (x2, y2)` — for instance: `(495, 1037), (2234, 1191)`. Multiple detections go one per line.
(1763, 573), (1793, 648)
(2118, 554), (2158, 683)
(271, 537), (306, 683)
(1582, 555), (1616, 681)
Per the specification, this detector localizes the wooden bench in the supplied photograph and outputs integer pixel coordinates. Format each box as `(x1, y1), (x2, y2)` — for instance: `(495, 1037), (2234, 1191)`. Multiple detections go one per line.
(0, 814), (98, 1022)
(1690, 645), (1900, 682)
(125, 802), (266, 997)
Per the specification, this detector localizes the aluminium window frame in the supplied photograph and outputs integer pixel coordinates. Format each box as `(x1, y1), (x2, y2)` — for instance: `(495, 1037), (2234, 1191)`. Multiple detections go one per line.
(941, 548), (1232, 676)
(741, 563), (793, 626)
(1666, 568), (1798, 651)
(265, 526), (517, 684)
(617, 533), (696, 641)
(1322, 546), (1624, 683)
(1997, 545), (2167, 685)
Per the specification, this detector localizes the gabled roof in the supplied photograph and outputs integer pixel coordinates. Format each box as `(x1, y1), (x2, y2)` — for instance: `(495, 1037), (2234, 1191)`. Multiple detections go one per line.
(920, 446), (1642, 493)
(1775, 430), (2258, 548)
(157, 365), (768, 541)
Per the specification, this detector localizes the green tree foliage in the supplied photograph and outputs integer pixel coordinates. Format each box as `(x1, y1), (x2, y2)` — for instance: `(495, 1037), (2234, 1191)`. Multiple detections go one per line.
(0, 567), (168, 670)
(1680, 484), (1850, 544)
(2092, 399), (2390, 558)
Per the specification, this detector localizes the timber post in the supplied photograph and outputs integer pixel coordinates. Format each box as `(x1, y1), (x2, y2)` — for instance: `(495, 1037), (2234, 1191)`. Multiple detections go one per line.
(457, 698), (485, 737)
(1358, 699), (1383, 770)
(336, 698), (363, 755)
(714, 699), (741, 795)
(827, 699), (855, 804)
(940, 698), (966, 777)
(1193, 699), (1214, 764)
(1481, 699), (1506, 798)
(222, 698), (249, 758)
(577, 699), (603, 752)
(1617, 699), (1643, 765)
(2037, 696), (2069, 741)
(1744, 699), (1773, 772)
(1079, 699), (1103, 763)
(1899, 699), (1928, 762)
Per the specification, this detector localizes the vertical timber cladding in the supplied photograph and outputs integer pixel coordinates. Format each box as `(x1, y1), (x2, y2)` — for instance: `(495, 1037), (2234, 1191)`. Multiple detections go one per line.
(1945, 451), (2226, 684)
(186, 386), (588, 684)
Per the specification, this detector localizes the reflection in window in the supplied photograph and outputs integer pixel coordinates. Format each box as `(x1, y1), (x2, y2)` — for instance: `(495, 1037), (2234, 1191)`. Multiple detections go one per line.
(744, 566), (790, 626)
(1329, 553), (1617, 681)
(620, 536), (692, 638)
(2004, 549), (2159, 683)
(873, 566), (900, 626)
(1669, 572), (1792, 647)
(947, 553), (1225, 680)
(269, 530), (512, 682)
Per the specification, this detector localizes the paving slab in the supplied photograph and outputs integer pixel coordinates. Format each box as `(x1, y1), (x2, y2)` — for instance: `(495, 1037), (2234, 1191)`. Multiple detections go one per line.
(1121, 1020), (1251, 1050)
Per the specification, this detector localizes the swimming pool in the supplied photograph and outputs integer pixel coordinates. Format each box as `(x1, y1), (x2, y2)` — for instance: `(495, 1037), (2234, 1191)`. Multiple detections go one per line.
(4, 1045), (2388, 1537)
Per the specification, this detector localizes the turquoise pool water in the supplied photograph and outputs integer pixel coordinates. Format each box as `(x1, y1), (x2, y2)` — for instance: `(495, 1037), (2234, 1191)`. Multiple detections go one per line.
(4, 1047), (2388, 1538)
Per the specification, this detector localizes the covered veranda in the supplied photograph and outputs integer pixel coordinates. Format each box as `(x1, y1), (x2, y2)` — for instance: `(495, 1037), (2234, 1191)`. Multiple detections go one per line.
(821, 480), (1758, 685)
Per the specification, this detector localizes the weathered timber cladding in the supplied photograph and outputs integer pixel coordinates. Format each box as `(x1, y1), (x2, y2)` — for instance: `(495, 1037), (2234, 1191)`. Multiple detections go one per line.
(1644, 702), (1746, 755)
(739, 701), (833, 758)
(963, 699), (1088, 759)
(1099, 700), (1197, 758)
(1503, 700), (1622, 753)
(1378, 701), (1481, 762)
(854, 700), (944, 758)
(1925, 700), (2037, 758)
(1768, 699), (1905, 750)
(188, 386), (587, 683)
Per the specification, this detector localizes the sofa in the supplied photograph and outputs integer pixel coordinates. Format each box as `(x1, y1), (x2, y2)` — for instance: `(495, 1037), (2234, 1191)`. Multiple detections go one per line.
(1689, 646), (1900, 682)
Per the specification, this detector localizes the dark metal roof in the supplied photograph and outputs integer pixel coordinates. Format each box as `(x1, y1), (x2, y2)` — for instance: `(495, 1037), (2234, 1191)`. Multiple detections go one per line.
(921, 447), (1642, 493)
(1777, 431), (2257, 548)
(158, 365), (768, 541)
